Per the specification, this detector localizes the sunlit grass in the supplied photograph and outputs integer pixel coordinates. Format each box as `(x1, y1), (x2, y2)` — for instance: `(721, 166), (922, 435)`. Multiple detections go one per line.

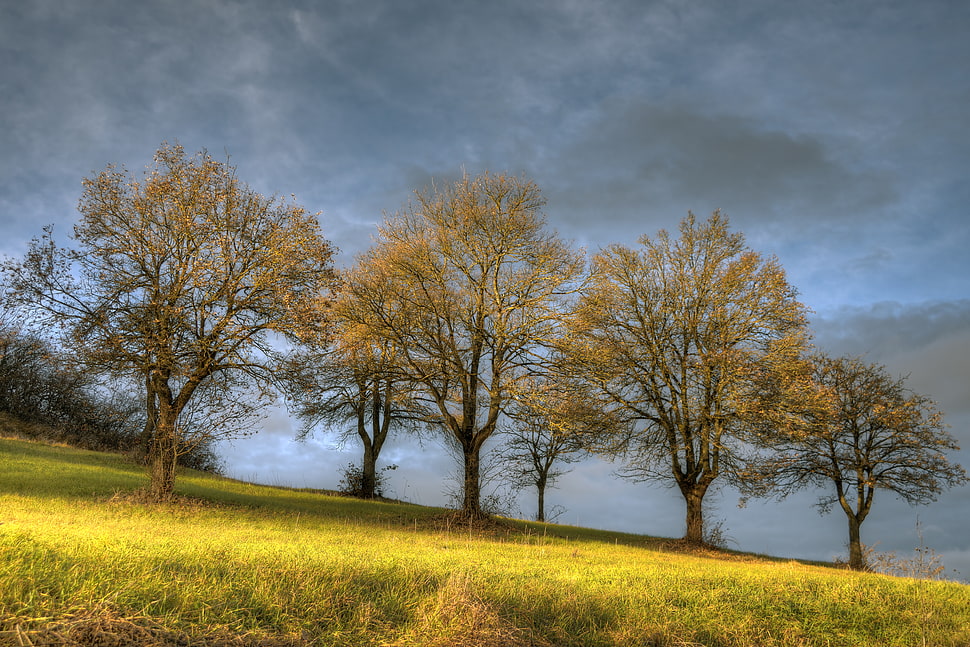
(2, 436), (968, 646)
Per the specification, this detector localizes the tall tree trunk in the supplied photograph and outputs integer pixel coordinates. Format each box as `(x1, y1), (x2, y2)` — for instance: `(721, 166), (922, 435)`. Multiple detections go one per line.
(684, 490), (705, 544)
(361, 440), (377, 498)
(536, 472), (548, 522)
(137, 374), (157, 463)
(838, 483), (870, 570)
(847, 514), (865, 570)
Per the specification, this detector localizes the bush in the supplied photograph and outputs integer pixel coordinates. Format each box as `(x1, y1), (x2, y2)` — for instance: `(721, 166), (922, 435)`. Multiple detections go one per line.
(338, 463), (396, 498)
(0, 325), (143, 452)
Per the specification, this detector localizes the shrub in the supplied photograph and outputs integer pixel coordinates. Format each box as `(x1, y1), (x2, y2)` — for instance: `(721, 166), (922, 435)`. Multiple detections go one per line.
(338, 463), (396, 498)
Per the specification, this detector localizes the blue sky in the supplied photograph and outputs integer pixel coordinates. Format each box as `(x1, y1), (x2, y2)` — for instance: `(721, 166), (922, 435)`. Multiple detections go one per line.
(2, 0), (968, 577)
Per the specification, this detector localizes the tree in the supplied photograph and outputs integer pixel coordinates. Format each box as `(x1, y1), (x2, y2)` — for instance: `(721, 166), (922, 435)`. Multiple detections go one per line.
(497, 377), (584, 521)
(565, 212), (808, 544)
(748, 355), (967, 570)
(285, 321), (424, 499)
(3, 143), (337, 499)
(341, 172), (585, 518)
(0, 324), (64, 424)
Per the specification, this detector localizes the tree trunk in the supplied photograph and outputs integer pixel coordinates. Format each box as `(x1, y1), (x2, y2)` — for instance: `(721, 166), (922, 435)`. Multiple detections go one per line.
(684, 488), (706, 544)
(537, 485), (547, 522)
(847, 514), (865, 570)
(462, 445), (483, 518)
(148, 408), (178, 501)
(536, 473), (547, 522)
(361, 441), (377, 498)
(137, 375), (157, 463)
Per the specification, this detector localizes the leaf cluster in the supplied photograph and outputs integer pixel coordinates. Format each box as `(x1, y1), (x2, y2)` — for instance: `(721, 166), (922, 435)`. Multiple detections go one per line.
(340, 172), (586, 450)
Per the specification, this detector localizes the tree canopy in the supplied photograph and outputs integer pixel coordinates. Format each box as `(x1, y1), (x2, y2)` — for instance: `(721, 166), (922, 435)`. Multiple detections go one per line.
(565, 211), (810, 543)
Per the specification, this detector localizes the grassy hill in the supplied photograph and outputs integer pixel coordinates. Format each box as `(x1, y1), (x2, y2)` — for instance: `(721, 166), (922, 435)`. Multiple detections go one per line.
(1, 437), (968, 646)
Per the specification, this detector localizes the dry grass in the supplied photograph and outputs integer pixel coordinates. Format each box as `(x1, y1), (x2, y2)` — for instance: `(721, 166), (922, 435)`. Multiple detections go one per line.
(1, 607), (188, 646)
(389, 573), (542, 647)
(0, 606), (311, 646)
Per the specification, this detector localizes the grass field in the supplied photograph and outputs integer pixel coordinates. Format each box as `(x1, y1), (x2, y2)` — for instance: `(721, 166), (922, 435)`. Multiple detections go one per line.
(1, 436), (968, 646)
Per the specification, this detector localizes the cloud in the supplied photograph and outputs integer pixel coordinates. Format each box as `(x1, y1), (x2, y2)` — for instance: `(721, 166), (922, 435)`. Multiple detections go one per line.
(812, 300), (970, 357)
(941, 548), (970, 583)
(218, 406), (352, 491)
(545, 100), (897, 240)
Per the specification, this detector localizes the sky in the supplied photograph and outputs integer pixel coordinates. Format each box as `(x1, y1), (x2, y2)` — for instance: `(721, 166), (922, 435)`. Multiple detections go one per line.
(2, 0), (968, 578)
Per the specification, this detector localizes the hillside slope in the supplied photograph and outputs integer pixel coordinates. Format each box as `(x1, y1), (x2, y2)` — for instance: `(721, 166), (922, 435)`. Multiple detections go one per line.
(1, 437), (968, 646)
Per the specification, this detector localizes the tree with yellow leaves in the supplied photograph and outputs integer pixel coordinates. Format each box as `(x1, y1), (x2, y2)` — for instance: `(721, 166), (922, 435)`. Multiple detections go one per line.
(565, 212), (809, 544)
(284, 310), (428, 499)
(747, 354), (967, 570)
(495, 376), (596, 522)
(3, 143), (337, 500)
(341, 172), (585, 518)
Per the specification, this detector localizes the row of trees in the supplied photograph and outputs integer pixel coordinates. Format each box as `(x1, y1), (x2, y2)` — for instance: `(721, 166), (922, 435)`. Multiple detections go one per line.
(2, 144), (965, 570)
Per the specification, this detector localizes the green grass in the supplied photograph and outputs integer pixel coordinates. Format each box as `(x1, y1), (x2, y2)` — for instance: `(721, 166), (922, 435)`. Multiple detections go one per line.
(2, 436), (969, 646)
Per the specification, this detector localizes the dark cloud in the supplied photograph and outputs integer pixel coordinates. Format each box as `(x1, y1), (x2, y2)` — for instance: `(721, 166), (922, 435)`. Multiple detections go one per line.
(810, 299), (970, 487)
(809, 301), (970, 452)
(546, 101), (898, 236)
(812, 300), (970, 359)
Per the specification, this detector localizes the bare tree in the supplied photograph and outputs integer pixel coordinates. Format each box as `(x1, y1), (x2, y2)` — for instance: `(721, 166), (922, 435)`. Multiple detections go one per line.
(341, 172), (585, 518)
(3, 143), (337, 499)
(565, 212), (809, 544)
(497, 377), (584, 521)
(285, 323), (425, 498)
(746, 354), (967, 570)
